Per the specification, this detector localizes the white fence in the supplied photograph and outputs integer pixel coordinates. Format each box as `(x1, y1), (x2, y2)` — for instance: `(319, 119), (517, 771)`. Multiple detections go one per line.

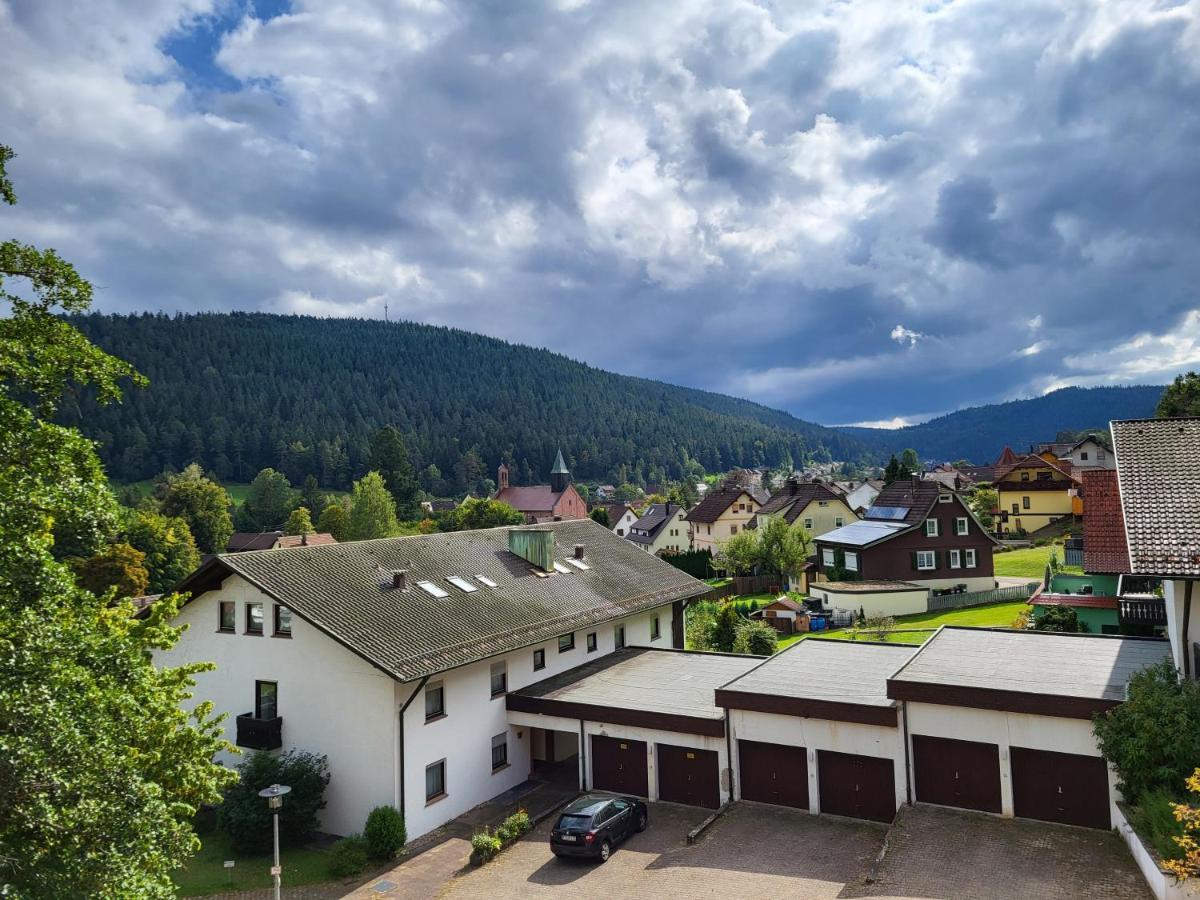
(927, 581), (1040, 612)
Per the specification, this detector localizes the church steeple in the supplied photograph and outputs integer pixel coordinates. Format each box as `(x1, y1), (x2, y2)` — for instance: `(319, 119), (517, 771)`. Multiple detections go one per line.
(550, 449), (570, 493)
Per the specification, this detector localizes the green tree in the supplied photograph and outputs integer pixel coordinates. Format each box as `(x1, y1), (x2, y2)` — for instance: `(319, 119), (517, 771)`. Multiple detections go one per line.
(158, 463), (233, 554)
(70, 542), (150, 599)
(317, 498), (351, 541)
(284, 506), (315, 536)
(237, 467), (295, 532)
(968, 485), (998, 530)
(668, 479), (699, 509)
(883, 455), (900, 485)
(715, 529), (762, 575)
(122, 510), (201, 594)
(613, 482), (642, 501)
(348, 471), (401, 540)
(589, 508), (611, 527)
(757, 515), (812, 580)
(900, 448), (921, 472)
(733, 619), (778, 655)
(298, 474), (326, 518)
(1157, 372), (1200, 418)
(453, 497), (524, 531)
(710, 604), (741, 653)
(369, 426), (420, 520)
(685, 604), (717, 651)
(1033, 606), (1087, 633)
(0, 144), (235, 895)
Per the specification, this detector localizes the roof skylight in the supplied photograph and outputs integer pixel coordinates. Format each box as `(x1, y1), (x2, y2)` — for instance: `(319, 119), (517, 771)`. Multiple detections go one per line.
(416, 580), (449, 598)
(476, 575), (498, 588)
(566, 558), (590, 570)
(446, 576), (478, 593)
(552, 561), (571, 574)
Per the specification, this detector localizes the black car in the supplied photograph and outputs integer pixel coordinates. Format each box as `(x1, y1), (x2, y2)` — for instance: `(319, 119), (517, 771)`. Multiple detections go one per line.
(549, 794), (648, 862)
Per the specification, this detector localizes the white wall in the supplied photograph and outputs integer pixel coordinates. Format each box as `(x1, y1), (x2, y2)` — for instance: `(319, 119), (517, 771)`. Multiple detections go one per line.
(1165, 579), (1200, 675)
(401, 604), (675, 840)
(729, 708), (907, 816)
(154, 575), (397, 836)
(903, 701), (1118, 817)
(810, 585), (930, 617)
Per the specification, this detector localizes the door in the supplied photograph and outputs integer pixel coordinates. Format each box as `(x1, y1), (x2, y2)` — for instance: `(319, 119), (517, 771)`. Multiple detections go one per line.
(817, 750), (896, 823)
(738, 740), (809, 809)
(607, 798), (635, 840)
(1011, 747), (1111, 829)
(657, 743), (721, 809)
(913, 735), (1002, 813)
(590, 735), (648, 797)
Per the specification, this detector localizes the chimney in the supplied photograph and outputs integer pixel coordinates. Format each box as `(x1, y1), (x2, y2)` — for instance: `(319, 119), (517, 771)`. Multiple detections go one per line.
(574, 544), (585, 559)
(508, 529), (555, 572)
(391, 569), (408, 590)
(301, 533), (308, 547)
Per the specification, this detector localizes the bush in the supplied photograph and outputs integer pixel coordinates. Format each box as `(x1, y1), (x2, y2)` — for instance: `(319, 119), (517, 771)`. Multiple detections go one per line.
(733, 619), (777, 655)
(1033, 606), (1088, 633)
(218, 750), (331, 853)
(364, 805), (407, 860)
(1130, 789), (1187, 862)
(1093, 659), (1200, 800)
(495, 809), (531, 844)
(328, 834), (369, 877)
(470, 829), (502, 865)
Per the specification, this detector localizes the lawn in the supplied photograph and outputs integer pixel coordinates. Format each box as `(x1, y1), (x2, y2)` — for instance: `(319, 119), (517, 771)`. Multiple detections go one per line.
(172, 826), (335, 897)
(993, 542), (1080, 579)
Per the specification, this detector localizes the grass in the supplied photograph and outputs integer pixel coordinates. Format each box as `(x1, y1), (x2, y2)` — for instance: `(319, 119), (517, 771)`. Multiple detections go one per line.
(704, 577), (732, 587)
(993, 541), (1081, 579)
(172, 827), (334, 897)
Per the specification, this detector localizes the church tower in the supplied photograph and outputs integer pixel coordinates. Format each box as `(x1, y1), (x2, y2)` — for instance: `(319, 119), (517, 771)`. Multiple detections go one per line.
(549, 449), (570, 494)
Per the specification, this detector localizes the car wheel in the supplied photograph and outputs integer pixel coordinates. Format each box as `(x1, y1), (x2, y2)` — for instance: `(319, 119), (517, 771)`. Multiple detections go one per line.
(636, 811), (647, 833)
(598, 840), (612, 862)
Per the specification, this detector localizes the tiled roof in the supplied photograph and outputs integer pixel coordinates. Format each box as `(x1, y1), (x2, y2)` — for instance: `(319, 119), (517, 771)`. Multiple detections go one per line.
(864, 478), (941, 524)
(627, 503), (681, 545)
(276, 533), (337, 549)
(994, 446), (1019, 467)
(1030, 593), (1120, 610)
(227, 532), (284, 552)
(684, 481), (768, 523)
(177, 519), (707, 682)
(994, 452), (1079, 483)
(1113, 417), (1200, 576)
(1082, 470), (1130, 574)
(757, 480), (847, 523)
(494, 485), (563, 513)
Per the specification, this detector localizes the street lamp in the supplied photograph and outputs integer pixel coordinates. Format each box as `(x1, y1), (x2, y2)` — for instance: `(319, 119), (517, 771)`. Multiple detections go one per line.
(258, 783), (292, 900)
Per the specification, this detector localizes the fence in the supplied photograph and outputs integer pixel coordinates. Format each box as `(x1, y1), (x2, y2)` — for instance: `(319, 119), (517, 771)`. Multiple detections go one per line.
(662, 548), (715, 579)
(927, 581), (1041, 612)
(1064, 547), (1084, 568)
(698, 582), (737, 603)
(732, 574), (780, 596)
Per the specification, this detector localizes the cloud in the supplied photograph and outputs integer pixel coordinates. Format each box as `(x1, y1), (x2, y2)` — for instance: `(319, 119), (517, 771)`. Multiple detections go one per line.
(2, 0), (1199, 427)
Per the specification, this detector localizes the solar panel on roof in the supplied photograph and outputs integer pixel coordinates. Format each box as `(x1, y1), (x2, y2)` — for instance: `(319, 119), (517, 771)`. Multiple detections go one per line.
(866, 505), (909, 520)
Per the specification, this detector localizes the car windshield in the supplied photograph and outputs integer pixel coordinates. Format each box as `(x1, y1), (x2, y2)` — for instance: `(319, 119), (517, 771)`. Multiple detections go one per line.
(557, 814), (593, 830)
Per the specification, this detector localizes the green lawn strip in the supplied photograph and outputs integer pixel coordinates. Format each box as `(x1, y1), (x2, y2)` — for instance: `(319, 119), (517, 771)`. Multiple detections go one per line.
(704, 577), (732, 587)
(993, 542), (1081, 579)
(172, 829), (334, 897)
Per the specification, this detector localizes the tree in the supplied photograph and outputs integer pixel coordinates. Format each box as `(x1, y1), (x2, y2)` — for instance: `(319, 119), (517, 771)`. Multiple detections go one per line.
(757, 516), (812, 580)
(453, 447), (486, 495)
(369, 426), (420, 520)
(298, 474), (326, 518)
(715, 530), (762, 575)
(968, 485), (998, 530)
(453, 497), (524, 531)
(122, 509), (201, 594)
(0, 144), (235, 895)
(218, 751), (330, 853)
(862, 614), (896, 642)
(70, 542), (150, 599)
(613, 482), (642, 502)
(158, 464), (233, 554)
(1164, 768), (1200, 881)
(1033, 606), (1087, 633)
(1157, 372), (1200, 418)
(348, 471), (401, 540)
(317, 498), (352, 541)
(883, 455), (900, 485)
(589, 508), (611, 527)
(284, 506), (315, 536)
(733, 619), (778, 655)
(668, 479), (699, 509)
(685, 604), (717, 650)
(237, 468), (296, 532)
(710, 604), (741, 653)
(900, 448), (921, 473)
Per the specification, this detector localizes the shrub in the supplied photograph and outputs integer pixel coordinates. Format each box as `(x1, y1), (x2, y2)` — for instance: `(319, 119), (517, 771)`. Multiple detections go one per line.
(710, 604), (741, 652)
(495, 809), (531, 844)
(328, 834), (369, 877)
(470, 829), (502, 865)
(1130, 789), (1187, 862)
(218, 750), (331, 853)
(1093, 659), (1200, 800)
(1164, 768), (1200, 879)
(733, 619), (777, 655)
(1033, 606), (1087, 633)
(364, 805), (407, 860)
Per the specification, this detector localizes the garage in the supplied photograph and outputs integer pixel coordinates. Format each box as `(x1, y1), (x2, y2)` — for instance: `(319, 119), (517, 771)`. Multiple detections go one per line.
(591, 734), (649, 797)
(912, 734), (1002, 813)
(738, 740), (809, 809)
(657, 743), (721, 809)
(1011, 747), (1111, 829)
(817, 750), (897, 823)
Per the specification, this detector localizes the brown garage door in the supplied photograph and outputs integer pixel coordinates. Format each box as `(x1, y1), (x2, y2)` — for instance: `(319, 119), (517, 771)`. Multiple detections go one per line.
(738, 740), (809, 809)
(590, 735), (648, 797)
(913, 735), (1002, 814)
(1011, 747), (1111, 829)
(817, 750), (896, 823)
(657, 743), (721, 809)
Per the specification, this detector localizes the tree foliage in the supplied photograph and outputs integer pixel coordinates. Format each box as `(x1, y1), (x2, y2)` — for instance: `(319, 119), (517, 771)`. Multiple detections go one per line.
(968, 485), (997, 530)
(1165, 769), (1200, 881)
(589, 508), (611, 527)
(157, 463), (233, 554)
(733, 619), (778, 655)
(1033, 606), (1088, 633)
(1158, 372), (1200, 418)
(364, 805), (407, 860)
(368, 426), (420, 520)
(217, 751), (330, 854)
(284, 505), (315, 535)
(235, 467), (296, 532)
(70, 541), (150, 599)
(347, 471), (400, 540)
(449, 497), (524, 531)
(715, 516), (811, 579)
(709, 604), (741, 653)
(122, 509), (201, 594)
(317, 498), (352, 541)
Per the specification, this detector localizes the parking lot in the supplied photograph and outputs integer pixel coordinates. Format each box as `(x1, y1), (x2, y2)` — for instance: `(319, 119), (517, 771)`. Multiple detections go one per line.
(439, 800), (1150, 900)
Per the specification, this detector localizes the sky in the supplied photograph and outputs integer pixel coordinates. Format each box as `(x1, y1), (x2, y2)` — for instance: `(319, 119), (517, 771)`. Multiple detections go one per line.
(2, 0), (1198, 427)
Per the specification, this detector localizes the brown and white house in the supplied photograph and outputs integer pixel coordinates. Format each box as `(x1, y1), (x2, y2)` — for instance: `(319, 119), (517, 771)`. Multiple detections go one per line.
(753, 478), (858, 539)
(685, 478), (769, 554)
(492, 450), (588, 524)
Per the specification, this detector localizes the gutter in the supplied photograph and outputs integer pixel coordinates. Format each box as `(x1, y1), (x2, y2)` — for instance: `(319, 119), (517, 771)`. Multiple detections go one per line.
(397, 676), (429, 819)
(1183, 581), (1194, 679)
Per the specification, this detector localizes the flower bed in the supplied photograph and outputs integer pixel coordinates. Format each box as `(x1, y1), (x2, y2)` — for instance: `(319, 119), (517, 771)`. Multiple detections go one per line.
(469, 809), (532, 866)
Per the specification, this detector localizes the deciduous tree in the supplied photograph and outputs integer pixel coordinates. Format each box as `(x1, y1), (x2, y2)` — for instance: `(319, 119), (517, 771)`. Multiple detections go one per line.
(158, 463), (233, 554)
(70, 542), (150, 599)
(122, 509), (201, 594)
(284, 506), (315, 536)
(453, 497), (524, 531)
(236, 467), (296, 532)
(733, 619), (778, 655)
(348, 471), (401, 540)
(317, 498), (351, 541)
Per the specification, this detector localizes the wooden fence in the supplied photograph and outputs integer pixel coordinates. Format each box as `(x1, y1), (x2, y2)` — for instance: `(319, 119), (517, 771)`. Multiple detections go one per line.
(732, 574), (780, 595)
(698, 582), (737, 603)
(927, 581), (1041, 612)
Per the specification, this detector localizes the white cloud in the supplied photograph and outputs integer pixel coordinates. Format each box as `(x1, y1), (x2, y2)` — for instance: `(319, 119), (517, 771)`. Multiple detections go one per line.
(890, 324), (926, 347)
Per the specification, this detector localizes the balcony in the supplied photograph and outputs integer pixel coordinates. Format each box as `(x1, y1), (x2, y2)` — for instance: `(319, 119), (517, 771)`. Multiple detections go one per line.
(1119, 598), (1168, 628)
(236, 713), (283, 751)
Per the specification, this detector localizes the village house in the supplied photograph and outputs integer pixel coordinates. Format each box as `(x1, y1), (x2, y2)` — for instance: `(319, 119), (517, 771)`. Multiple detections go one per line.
(753, 478), (858, 539)
(492, 451), (588, 524)
(992, 449), (1081, 535)
(626, 502), (689, 556)
(590, 500), (639, 537)
(684, 478), (768, 554)
(1037, 436), (1114, 471)
(226, 531), (337, 552)
(829, 479), (884, 514)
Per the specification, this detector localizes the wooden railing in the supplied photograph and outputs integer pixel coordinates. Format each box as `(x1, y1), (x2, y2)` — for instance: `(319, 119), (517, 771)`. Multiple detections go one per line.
(927, 581), (1041, 612)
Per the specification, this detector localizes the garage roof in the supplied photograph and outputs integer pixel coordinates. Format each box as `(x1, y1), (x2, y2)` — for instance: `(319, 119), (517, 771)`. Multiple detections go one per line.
(887, 627), (1171, 719)
(716, 639), (917, 727)
(506, 647), (758, 737)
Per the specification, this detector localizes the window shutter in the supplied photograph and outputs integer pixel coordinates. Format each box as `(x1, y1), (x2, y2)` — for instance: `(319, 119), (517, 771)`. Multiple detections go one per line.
(933, 550), (940, 569)
(911, 551), (919, 571)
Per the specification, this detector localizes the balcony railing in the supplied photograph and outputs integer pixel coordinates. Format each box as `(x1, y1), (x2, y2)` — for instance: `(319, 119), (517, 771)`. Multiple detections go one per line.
(1119, 598), (1167, 627)
(236, 713), (283, 751)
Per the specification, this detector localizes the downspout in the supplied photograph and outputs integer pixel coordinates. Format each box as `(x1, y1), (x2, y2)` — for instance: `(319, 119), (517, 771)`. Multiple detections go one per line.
(1183, 581), (1194, 679)
(724, 707), (734, 804)
(579, 719), (587, 790)
(397, 676), (429, 819)
(900, 700), (913, 806)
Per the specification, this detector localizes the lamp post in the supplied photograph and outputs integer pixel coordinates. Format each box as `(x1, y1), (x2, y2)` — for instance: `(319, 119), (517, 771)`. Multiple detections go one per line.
(258, 783), (291, 900)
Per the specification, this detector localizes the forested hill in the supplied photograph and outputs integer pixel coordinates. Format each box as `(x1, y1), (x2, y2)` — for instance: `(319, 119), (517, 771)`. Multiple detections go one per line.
(64, 312), (876, 490)
(841, 385), (1164, 463)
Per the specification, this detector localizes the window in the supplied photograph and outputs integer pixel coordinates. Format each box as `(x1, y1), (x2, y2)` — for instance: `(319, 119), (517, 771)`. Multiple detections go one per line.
(955, 517), (969, 536)
(730, 525), (738, 535)
(533, 648), (546, 671)
(821, 548), (834, 566)
(1080, 451), (1089, 461)
(490, 662), (507, 697)
(273, 605), (292, 637)
(965, 548), (977, 568)
(1037, 471), (1052, 481)
(425, 682), (445, 720)
(1098, 450), (1107, 462)
(446, 576), (477, 592)
(476, 575), (498, 588)
(425, 760), (446, 802)
(491, 733), (508, 771)
(844, 551), (859, 572)
(925, 519), (939, 537)
(558, 633), (575, 653)
(939, 495), (953, 503)
(804, 518), (814, 530)
(738, 503), (746, 511)
(614, 625), (626, 649)
(246, 602), (263, 634)
(416, 580), (449, 598)
(219, 601), (235, 632)
(587, 632), (597, 653)
(915, 550), (936, 571)
(1011, 503), (1020, 515)
(1021, 471), (1030, 481)
(949, 549), (961, 569)
(651, 616), (661, 641)
(1022, 496), (1031, 510)
(835, 516), (844, 528)
(255, 680), (277, 720)
(818, 500), (829, 507)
